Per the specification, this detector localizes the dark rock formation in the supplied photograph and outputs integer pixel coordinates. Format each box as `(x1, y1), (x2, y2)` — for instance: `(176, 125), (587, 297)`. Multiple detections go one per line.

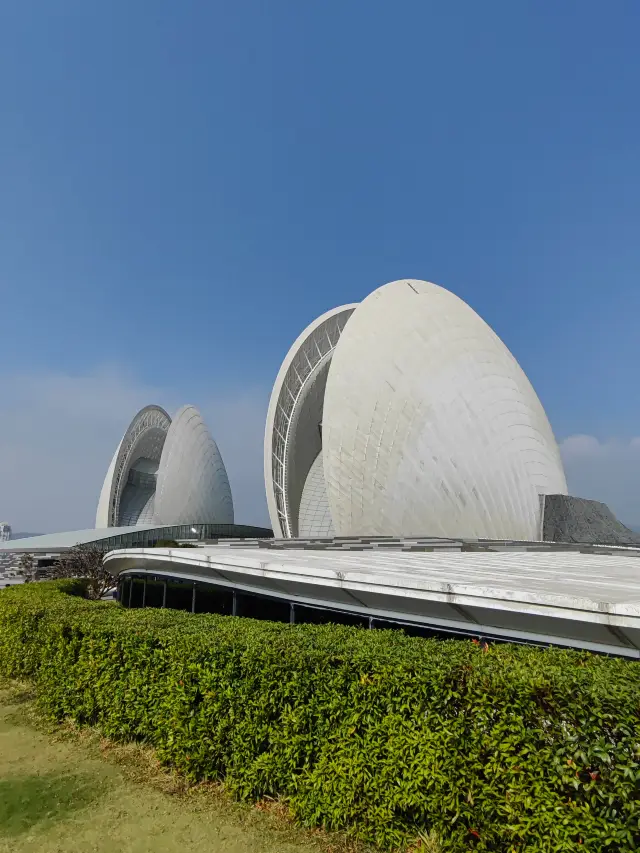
(542, 495), (640, 546)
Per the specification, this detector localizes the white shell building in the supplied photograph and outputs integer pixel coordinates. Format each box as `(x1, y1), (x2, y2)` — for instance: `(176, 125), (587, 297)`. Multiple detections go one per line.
(265, 279), (567, 540)
(96, 404), (233, 528)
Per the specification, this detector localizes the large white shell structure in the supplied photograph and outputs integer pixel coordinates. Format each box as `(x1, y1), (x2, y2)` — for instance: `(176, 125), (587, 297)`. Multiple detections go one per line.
(265, 279), (567, 540)
(96, 404), (233, 528)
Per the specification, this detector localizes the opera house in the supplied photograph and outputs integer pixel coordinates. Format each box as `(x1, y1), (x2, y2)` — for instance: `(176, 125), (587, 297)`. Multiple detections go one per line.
(3, 279), (640, 655)
(265, 279), (571, 541)
(95, 404), (234, 529)
(0, 403), (271, 576)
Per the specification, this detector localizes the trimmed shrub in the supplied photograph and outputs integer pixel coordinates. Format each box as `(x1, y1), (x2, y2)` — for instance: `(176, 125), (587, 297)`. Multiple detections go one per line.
(1, 580), (639, 851)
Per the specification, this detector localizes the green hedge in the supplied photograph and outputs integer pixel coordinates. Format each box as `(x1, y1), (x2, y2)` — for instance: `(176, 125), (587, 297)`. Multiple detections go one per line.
(1, 581), (639, 851)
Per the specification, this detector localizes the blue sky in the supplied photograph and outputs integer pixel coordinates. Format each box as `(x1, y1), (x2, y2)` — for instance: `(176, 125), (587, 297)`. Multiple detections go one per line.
(1, 1), (639, 531)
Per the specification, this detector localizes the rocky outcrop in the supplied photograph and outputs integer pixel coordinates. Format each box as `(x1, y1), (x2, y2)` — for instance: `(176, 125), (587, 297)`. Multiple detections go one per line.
(542, 494), (640, 546)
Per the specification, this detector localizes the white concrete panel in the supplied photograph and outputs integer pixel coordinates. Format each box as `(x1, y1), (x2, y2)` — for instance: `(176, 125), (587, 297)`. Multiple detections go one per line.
(154, 405), (234, 525)
(298, 452), (335, 537)
(323, 280), (567, 539)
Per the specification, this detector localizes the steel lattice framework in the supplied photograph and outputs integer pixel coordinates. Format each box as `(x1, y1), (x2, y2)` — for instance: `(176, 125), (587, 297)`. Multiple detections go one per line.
(106, 406), (171, 527)
(265, 305), (356, 538)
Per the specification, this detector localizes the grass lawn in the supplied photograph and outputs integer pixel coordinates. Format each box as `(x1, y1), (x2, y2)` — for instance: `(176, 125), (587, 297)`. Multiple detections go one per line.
(0, 682), (368, 853)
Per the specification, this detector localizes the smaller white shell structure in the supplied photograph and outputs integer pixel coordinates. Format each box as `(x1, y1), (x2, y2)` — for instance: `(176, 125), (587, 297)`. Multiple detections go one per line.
(96, 404), (233, 528)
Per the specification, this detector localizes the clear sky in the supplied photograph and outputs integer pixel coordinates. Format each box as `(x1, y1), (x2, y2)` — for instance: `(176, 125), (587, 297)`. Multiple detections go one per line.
(1, 1), (639, 532)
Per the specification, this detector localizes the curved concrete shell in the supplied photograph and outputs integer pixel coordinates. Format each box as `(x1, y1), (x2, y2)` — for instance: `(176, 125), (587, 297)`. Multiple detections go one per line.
(265, 279), (567, 540)
(154, 405), (234, 525)
(264, 304), (357, 537)
(96, 404), (233, 528)
(323, 279), (567, 539)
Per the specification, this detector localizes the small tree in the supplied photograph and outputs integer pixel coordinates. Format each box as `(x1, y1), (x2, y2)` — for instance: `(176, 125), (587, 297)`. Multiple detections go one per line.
(17, 552), (37, 583)
(52, 543), (113, 600)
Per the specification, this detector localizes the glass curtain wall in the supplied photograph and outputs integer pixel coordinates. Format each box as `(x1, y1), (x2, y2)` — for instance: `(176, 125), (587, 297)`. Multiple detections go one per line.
(97, 523), (272, 553)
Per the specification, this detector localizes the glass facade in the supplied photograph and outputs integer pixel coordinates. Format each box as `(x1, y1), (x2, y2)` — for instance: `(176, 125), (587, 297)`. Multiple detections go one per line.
(293, 603), (369, 628)
(130, 578), (145, 608)
(235, 591), (290, 622)
(144, 579), (165, 609)
(95, 523), (272, 553)
(165, 578), (194, 612)
(116, 570), (512, 644)
(194, 583), (233, 615)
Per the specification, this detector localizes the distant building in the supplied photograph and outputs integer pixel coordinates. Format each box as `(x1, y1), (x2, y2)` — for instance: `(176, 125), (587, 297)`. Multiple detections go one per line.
(0, 523), (11, 542)
(0, 401), (271, 576)
(95, 404), (234, 528)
